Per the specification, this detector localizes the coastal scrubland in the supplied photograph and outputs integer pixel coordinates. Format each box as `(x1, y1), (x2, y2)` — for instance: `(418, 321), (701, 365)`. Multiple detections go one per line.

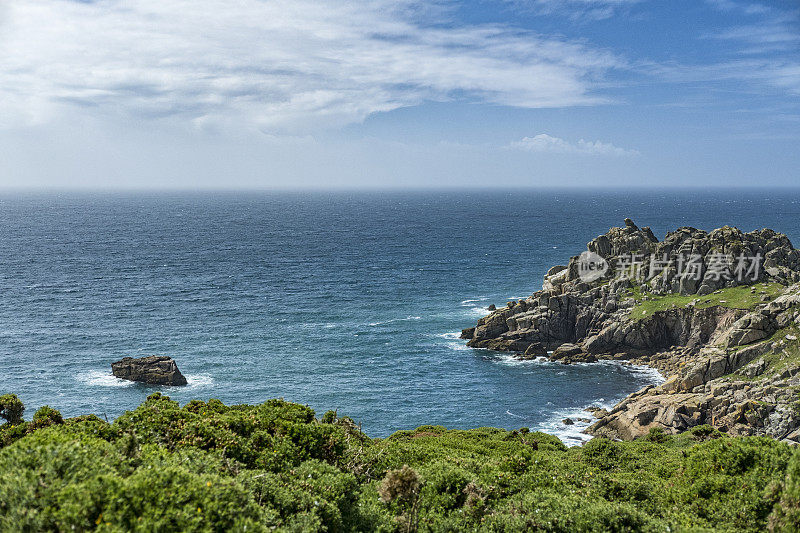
(1, 393), (799, 532)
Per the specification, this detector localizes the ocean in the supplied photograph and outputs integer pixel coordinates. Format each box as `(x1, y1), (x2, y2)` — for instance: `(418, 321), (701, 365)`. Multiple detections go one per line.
(2, 189), (799, 445)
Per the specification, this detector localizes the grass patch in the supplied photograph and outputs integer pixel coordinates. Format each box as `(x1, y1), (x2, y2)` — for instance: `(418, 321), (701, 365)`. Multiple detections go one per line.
(629, 282), (785, 321)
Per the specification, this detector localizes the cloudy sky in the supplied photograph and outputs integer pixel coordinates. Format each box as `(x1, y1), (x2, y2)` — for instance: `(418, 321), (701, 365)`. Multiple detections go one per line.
(1, 0), (798, 188)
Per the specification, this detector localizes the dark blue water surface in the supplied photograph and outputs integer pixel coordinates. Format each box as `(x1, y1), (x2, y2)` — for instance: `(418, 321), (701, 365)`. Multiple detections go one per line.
(2, 189), (800, 443)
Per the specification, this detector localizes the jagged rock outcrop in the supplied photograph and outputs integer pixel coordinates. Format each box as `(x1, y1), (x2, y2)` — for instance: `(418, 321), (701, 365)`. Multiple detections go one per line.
(588, 290), (800, 441)
(463, 220), (800, 442)
(465, 220), (800, 356)
(111, 356), (188, 386)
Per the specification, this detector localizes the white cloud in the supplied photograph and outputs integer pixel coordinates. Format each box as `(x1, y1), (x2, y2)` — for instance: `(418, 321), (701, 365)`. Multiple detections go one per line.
(505, 0), (640, 20)
(654, 2), (800, 97)
(705, 0), (770, 15)
(654, 59), (800, 96)
(0, 0), (621, 132)
(509, 133), (639, 156)
(705, 9), (800, 53)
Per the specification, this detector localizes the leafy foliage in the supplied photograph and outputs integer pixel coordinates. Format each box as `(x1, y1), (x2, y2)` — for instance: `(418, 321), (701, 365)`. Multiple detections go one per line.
(0, 394), (24, 425)
(1, 393), (799, 531)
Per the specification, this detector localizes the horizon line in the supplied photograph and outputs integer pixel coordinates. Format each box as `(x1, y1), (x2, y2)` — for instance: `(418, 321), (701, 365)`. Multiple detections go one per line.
(2, 184), (800, 194)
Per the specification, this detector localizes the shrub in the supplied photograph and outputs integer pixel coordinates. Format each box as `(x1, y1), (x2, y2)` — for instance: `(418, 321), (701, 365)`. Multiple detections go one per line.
(378, 464), (421, 505)
(644, 426), (669, 443)
(32, 405), (64, 428)
(0, 395), (797, 532)
(378, 465), (422, 532)
(0, 394), (24, 425)
(581, 437), (624, 470)
(768, 449), (800, 532)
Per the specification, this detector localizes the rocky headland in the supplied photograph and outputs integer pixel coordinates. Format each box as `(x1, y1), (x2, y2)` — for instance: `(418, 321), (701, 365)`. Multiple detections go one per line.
(462, 220), (800, 444)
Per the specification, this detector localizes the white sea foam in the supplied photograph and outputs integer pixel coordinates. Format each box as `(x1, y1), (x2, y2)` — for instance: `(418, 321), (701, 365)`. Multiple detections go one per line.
(446, 341), (471, 351)
(596, 359), (666, 384)
(78, 370), (135, 388)
(185, 374), (214, 387)
(491, 358), (665, 446)
(433, 331), (473, 351)
(535, 405), (606, 447)
(537, 361), (664, 446)
(459, 297), (493, 317)
(368, 316), (422, 326)
(78, 370), (214, 389)
(492, 353), (549, 366)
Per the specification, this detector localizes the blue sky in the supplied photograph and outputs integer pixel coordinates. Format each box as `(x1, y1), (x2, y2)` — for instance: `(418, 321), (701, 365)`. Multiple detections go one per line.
(0, 0), (797, 188)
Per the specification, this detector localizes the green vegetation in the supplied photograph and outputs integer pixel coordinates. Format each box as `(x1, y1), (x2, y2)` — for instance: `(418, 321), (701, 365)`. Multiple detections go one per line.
(629, 282), (785, 320)
(1, 393), (800, 532)
(0, 394), (24, 425)
(726, 324), (800, 383)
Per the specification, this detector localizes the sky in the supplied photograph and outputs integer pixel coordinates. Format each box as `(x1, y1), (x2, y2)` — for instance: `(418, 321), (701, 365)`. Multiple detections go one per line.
(0, 0), (798, 189)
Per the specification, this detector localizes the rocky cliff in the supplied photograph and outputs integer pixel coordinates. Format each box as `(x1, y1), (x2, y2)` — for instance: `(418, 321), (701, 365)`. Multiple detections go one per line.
(463, 220), (800, 444)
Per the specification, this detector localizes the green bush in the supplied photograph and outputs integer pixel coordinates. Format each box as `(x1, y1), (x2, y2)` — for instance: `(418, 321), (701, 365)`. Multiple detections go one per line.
(768, 449), (800, 532)
(0, 394), (24, 425)
(0, 394), (797, 532)
(32, 405), (64, 427)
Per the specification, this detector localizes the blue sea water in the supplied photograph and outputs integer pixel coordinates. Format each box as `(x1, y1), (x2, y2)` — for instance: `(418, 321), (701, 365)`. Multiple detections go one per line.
(2, 189), (800, 444)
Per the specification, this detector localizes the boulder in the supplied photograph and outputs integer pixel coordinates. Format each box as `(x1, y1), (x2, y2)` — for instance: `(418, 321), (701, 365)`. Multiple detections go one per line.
(551, 343), (582, 360)
(523, 342), (547, 358)
(549, 343), (597, 364)
(111, 356), (188, 386)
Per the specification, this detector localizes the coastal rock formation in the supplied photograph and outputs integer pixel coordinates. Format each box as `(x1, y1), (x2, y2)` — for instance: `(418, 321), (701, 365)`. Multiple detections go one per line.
(111, 356), (188, 386)
(464, 220), (800, 443)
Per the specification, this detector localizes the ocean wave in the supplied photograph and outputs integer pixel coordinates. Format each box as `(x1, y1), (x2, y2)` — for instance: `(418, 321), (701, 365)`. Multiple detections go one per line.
(489, 358), (664, 446)
(535, 362), (663, 447)
(77, 371), (214, 389)
(460, 297), (488, 305)
(77, 370), (135, 388)
(459, 297), (493, 317)
(368, 316), (422, 327)
(491, 353), (549, 366)
(436, 331), (461, 340)
(595, 359), (666, 384)
(444, 341), (471, 351)
(431, 331), (473, 351)
(185, 374), (214, 388)
(534, 406), (600, 447)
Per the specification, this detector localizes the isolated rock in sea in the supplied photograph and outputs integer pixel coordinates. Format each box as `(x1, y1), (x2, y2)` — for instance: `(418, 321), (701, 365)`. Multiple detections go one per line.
(111, 355), (188, 386)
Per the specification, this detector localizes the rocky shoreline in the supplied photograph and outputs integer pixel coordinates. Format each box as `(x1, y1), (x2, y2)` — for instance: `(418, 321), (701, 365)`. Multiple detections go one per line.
(462, 220), (800, 444)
